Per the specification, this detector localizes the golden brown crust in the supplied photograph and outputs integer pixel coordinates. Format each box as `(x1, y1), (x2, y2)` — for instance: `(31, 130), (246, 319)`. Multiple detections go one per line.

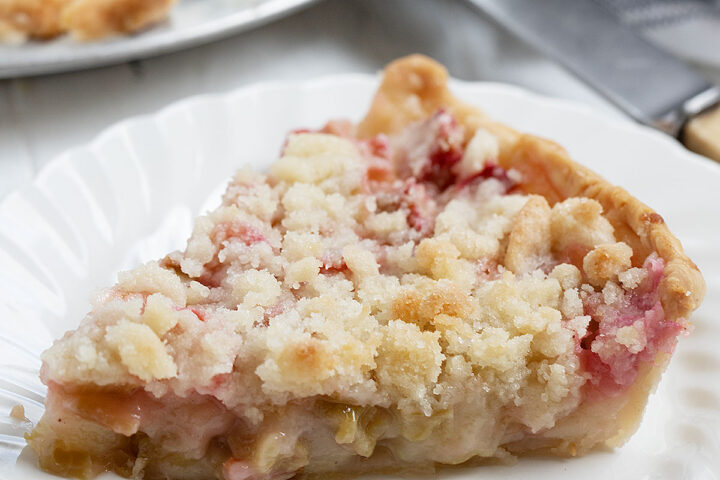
(359, 54), (705, 322)
(0, 0), (71, 39)
(62, 0), (175, 40)
(503, 136), (705, 321)
(504, 195), (552, 275)
(0, 0), (174, 41)
(357, 54), (520, 156)
(359, 54), (706, 451)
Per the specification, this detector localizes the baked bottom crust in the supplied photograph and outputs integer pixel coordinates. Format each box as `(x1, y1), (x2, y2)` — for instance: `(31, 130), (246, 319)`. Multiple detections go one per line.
(0, 0), (175, 42)
(27, 56), (705, 480)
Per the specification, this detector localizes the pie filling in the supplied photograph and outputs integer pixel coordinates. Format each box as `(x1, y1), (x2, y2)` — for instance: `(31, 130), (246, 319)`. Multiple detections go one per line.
(28, 108), (687, 479)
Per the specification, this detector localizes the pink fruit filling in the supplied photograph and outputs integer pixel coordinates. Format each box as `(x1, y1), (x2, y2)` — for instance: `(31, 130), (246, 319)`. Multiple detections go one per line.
(222, 460), (257, 480)
(580, 255), (684, 394)
(212, 222), (266, 246)
(390, 109), (464, 191)
(455, 163), (517, 192)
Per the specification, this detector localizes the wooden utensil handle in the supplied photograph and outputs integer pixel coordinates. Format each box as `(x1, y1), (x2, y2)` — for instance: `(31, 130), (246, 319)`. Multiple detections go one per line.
(682, 104), (720, 162)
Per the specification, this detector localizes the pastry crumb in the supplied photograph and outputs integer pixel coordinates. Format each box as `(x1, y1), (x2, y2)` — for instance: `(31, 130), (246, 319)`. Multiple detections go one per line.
(10, 404), (27, 421)
(619, 267), (647, 290)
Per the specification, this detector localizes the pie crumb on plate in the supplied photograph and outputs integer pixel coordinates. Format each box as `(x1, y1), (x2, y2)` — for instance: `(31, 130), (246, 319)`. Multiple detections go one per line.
(26, 55), (705, 480)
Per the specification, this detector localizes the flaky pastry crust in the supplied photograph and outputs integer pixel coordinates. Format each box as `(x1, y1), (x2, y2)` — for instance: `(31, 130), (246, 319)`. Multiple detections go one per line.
(359, 54), (705, 451)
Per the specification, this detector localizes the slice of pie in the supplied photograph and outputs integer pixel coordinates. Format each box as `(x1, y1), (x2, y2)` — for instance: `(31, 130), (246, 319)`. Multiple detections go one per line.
(0, 0), (175, 42)
(26, 55), (705, 480)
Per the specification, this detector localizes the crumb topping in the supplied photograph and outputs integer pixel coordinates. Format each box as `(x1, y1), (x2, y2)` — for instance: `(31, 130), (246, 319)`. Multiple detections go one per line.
(35, 110), (679, 478)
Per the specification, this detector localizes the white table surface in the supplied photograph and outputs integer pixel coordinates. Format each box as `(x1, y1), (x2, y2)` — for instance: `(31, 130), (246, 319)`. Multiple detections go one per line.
(1, 0), (718, 201)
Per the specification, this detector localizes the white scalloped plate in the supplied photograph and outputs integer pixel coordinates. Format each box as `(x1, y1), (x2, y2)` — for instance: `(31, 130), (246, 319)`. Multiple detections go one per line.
(1, 76), (719, 480)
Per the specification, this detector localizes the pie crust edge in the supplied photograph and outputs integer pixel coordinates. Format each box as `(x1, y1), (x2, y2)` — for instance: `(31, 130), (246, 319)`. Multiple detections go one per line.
(357, 54), (706, 451)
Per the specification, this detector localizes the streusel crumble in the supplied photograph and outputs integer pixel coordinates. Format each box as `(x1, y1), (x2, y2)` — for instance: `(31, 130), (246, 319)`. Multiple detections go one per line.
(27, 56), (705, 480)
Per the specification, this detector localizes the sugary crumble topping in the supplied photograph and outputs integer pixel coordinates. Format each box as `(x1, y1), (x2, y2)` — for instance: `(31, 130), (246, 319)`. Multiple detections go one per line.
(30, 110), (681, 480)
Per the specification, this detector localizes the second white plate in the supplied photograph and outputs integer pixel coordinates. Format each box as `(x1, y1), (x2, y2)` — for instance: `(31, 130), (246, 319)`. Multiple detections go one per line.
(0, 75), (719, 479)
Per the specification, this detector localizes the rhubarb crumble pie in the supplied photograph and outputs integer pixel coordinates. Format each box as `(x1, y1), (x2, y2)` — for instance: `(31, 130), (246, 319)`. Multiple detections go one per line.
(0, 0), (175, 42)
(27, 56), (705, 480)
